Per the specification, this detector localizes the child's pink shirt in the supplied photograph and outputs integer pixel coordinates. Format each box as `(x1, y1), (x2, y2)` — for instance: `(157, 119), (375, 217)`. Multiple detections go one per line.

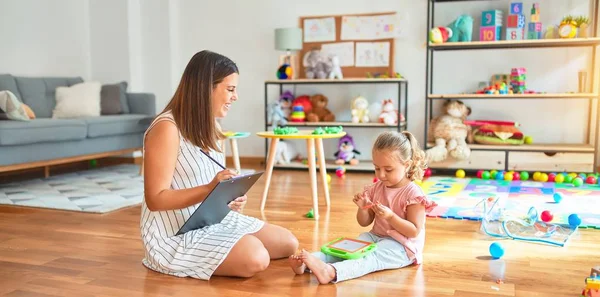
(360, 181), (437, 265)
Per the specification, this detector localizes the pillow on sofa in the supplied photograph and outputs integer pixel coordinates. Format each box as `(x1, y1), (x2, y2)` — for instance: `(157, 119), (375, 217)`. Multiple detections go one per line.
(52, 81), (102, 119)
(0, 90), (30, 121)
(101, 81), (128, 115)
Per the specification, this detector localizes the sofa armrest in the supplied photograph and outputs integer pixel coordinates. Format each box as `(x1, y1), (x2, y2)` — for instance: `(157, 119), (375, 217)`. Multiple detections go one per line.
(127, 93), (156, 116)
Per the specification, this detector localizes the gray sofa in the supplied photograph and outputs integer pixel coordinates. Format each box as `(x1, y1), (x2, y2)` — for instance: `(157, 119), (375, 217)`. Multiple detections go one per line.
(0, 74), (156, 174)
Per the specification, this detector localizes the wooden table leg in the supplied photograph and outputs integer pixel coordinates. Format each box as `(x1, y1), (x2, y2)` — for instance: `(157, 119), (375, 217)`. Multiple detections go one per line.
(315, 138), (330, 207)
(260, 138), (280, 211)
(306, 138), (319, 219)
(221, 139), (227, 168)
(230, 138), (241, 173)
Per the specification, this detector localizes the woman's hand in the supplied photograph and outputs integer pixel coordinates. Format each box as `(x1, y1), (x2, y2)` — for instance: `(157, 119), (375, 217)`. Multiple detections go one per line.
(210, 169), (238, 187)
(228, 195), (247, 212)
(353, 193), (374, 209)
(372, 203), (394, 220)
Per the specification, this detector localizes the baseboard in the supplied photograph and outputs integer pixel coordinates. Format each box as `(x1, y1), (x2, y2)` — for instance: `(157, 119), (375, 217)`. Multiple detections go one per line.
(227, 156), (264, 167)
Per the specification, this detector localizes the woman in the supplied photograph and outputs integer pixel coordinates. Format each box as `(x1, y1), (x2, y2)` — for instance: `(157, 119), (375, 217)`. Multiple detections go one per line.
(140, 50), (299, 280)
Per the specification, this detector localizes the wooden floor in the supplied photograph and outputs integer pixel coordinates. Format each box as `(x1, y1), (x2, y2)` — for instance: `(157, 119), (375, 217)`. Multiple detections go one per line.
(1, 165), (599, 297)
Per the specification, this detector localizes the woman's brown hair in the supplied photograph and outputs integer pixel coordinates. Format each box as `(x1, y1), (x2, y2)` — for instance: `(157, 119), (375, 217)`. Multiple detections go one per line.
(162, 50), (239, 152)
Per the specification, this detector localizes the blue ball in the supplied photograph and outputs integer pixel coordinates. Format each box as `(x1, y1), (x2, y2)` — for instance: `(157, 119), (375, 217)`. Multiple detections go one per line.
(553, 193), (563, 203)
(496, 171), (505, 180)
(489, 242), (505, 259)
(568, 214), (582, 227)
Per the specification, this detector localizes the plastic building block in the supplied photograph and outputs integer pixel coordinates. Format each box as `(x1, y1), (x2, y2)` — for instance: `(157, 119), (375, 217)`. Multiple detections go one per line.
(480, 26), (502, 41)
(506, 28), (525, 40)
(482, 10), (503, 26)
(510, 2), (523, 14)
(507, 14), (525, 28)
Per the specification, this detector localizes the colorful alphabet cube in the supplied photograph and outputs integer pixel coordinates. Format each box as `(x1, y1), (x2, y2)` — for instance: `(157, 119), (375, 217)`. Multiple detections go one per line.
(507, 14), (525, 28)
(528, 22), (543, 32)
(506, 28), (525, 40)
(480, 26), (502, 41)
(510, 2), (523, 14)
(482, 10), (503, 26)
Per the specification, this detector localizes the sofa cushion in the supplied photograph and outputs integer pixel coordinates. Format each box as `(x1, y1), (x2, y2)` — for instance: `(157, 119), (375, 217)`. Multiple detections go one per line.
(0, 118), (87, 145)
(0, 74), (22, 101)
(14, 76), (84, 118)
(84, 114), (152, 138)
(101, 82), (128, 115)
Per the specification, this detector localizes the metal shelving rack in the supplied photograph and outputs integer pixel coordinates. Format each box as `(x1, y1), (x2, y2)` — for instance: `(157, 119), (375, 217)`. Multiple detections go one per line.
(264, 78), (408, 172)
(424, 0), (600, 172)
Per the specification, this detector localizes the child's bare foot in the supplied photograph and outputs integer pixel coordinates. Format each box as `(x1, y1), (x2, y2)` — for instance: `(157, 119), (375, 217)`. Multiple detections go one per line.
(300, 249), (336, 284)
(288, 253), (306, 275)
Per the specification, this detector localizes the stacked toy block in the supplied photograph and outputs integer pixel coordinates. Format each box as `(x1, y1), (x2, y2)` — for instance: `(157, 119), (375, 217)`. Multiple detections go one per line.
(527, 3), (542, 39)
(510, 68), (526, 94)
(481, 10), (503, 41)
(506, 2), (526, 40)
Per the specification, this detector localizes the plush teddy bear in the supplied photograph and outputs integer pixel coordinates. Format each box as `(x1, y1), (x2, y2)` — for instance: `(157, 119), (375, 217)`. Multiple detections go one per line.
(306, 94), (335, 122)
(426, 100), (472, 162)
(328, 55), (343, 79)
(351, 96), (369, 123)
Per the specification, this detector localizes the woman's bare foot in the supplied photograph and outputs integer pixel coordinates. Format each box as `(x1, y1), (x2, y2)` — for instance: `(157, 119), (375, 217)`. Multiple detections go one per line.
(288, 253), (306, 275)
(300, 249), (336, 284)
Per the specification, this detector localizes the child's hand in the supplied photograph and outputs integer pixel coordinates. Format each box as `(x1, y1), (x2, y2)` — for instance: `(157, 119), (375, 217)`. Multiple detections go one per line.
(353, 193), (374, 209)
(228, 195), (247, 212)
(372, 203), (394, 220)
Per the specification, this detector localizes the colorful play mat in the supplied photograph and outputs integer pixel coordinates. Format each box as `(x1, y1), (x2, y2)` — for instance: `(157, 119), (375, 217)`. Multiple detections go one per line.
(420, 176), (600, 229)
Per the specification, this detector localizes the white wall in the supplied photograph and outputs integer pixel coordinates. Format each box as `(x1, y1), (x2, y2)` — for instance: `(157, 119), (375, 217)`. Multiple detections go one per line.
(0, 0), (91, 78)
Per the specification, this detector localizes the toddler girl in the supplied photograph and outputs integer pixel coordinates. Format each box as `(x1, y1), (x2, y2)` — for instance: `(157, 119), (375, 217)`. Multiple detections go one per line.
(289, 131), (438, 284)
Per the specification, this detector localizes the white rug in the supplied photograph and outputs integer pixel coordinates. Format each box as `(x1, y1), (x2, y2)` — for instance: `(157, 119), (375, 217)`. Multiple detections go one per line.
(0, 164), (143, 213)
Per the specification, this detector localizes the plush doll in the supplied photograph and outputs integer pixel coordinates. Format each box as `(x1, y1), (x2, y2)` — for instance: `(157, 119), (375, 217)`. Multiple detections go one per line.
(447, 15), (473, 42)
(328, 55), (343, 79)
(351, 96), (370, 123)
(274, 140), (298, 165)
(267, 100), (288, 128)
(379, 99), (398, 125)
(429, 26), (453, 43)
(306, 94), (335, 122)
(279, 90), (294, 119)
(334, 134), (361, 165)
(302, 49), (331, 79)
(426, 100), (472, 162)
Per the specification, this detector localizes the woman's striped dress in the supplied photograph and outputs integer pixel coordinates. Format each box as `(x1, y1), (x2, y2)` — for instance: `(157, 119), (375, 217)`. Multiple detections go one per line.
(139, 111), (264, 280)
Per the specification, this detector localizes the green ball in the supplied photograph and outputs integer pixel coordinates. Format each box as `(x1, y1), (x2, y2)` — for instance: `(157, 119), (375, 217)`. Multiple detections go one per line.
(520, 171), (529, 180)
(564, 175), (574, 183)
(482, 171), (491, 180)
(89, 159), (98, 167)
(573, 177), (584, 187)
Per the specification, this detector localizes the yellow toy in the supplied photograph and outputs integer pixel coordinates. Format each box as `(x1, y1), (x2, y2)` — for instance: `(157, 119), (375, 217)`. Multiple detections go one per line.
(351, 95), (370, 123)
(559, 16), (578, 38)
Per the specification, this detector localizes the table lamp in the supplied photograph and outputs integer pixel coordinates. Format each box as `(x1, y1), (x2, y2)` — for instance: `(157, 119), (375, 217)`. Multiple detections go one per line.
(275, 27), (302, 79)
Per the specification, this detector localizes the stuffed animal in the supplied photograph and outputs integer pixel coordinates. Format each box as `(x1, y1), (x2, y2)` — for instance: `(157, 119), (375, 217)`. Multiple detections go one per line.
(267, 100), (288, 128)
(328, 55), (343, 79)
(292, 95), (312, 114)
(302, 49), (331, 79)
(426, 100), (472, 162)
(379, 99), (398, 125)
(447, 15), (473, 42)
(274, 140), (298, 165)
(351, 96), (370, 123)
(279, 90), (294, 119)
(430, 26), (453, 43)
(306, 94), (335, 122)
(335, 134), (360, 165)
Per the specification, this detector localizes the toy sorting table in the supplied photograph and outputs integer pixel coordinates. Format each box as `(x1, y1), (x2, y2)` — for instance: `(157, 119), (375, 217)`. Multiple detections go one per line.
(256, 129), (346, 219)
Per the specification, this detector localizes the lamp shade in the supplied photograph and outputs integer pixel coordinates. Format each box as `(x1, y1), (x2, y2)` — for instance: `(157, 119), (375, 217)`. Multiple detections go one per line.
(275, 28), (302, 51)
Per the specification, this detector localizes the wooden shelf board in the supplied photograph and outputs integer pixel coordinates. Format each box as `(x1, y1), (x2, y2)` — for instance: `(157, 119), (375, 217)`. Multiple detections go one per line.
(426, 142), (595, 153)
(428, 93), (599, 99)
(265, 78), (406, 84)
(428, 38), (600, 50)
(273, 160), (374, 172)
(269, 121), (406, 128)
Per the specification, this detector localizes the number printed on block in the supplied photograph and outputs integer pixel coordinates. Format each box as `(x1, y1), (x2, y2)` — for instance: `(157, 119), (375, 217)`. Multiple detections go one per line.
(507, 14), (525, 28)
(510, 2), (523, 14)
(480, 26), (498, 41)
(506, 28), (524, 40)
(482, 10), (502, 26)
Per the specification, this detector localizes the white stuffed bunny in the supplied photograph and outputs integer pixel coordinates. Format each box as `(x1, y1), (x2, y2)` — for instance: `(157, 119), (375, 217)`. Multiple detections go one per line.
(328, 55), (343, 79)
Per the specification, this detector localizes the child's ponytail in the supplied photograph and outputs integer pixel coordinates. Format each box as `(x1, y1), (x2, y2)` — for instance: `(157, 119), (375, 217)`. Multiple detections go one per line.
(401, 131), (427, 181)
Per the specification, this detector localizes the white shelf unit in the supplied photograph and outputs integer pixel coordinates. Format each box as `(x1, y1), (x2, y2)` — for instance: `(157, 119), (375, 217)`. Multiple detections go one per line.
(264, 78), (408, 172)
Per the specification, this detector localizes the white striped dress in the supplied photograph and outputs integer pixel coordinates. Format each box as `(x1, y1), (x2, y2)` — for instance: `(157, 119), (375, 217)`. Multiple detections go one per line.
(139, 111), (264, 280)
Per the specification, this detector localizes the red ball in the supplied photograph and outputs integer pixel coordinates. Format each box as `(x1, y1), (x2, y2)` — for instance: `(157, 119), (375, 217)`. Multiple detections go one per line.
(424, 168), (432, 177)
(586, 176), (597, 184)
(477, 170), (483, 178)
(512, 172), (520, 181)
(540, 210), (553, 222)
(547, 173), (556, 182)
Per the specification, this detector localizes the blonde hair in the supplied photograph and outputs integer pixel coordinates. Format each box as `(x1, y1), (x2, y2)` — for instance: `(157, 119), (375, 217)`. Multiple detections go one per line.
(372, 131), (428, 181)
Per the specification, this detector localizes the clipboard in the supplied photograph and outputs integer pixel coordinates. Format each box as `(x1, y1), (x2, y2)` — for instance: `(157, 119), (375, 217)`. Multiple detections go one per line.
(176, 171), (264, 235)
(320, 237), (377, 260)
